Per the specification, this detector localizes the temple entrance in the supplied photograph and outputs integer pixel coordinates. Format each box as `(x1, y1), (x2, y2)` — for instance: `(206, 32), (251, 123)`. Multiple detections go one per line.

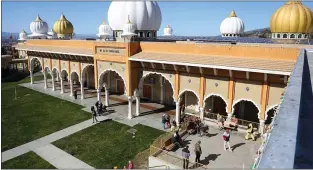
(139, 73), (174, 106)
(204, 95), (227, 119)
(179, 91), (199, 116)
(233, 100), (259, 123)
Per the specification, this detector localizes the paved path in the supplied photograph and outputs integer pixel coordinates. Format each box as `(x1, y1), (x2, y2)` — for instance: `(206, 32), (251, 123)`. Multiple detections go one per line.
(2, 80), (172, 168)
(33, 144), (94, 169)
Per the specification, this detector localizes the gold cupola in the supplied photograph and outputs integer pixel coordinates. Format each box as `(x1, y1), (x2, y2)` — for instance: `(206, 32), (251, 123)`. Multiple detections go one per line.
(229, 9), (237, 17)
(53, 13), (74, 39)
(270, 0), (313, 35)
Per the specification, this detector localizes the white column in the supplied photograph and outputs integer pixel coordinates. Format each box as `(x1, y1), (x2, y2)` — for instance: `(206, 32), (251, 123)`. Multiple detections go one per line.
(97, 89), (101, 102)
(43, 72), (48, 89)
(105, 87), (109, 106)
(135, 95), (140, 116)
(128, 96), (133, 119)
(160, 76), (164, 104)
(176, 98), (181, 126)
(60, 78), (64, 93)
(70, 80), (73, 96)
(56, 73), (60, 81)
(52, 74), (55, 91)
(80, 78), (84, 100)
(259, 119), (265, 134)
(30, 72), (34, 84)
(199, 107), (204, 120)
(227, 112), (233, 121)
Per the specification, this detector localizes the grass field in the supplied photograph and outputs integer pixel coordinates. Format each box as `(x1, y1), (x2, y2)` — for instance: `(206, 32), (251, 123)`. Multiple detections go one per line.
(1, 75), (90, 151)
(1, 151), (55, 169)
(53, 121), (164, 169)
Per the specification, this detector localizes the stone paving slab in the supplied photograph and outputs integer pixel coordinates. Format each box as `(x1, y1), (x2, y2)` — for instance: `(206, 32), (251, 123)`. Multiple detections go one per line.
(33, 144), (94, 169)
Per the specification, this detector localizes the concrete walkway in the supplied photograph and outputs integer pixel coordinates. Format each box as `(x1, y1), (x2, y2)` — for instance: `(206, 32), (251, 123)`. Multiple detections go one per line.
(2, 80), (173, 168)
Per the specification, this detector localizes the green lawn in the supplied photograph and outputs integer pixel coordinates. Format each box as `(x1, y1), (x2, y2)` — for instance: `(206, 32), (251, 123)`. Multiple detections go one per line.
(1, 151), (55, 169)
(53, 121), (164, 169)
(1, 75), (91, 151)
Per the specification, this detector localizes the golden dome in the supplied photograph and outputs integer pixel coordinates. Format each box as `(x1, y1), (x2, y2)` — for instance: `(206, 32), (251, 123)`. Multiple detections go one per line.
(53, 13), (74, 35)
(270, 0), (313, 34)
(229, 9), (237, 17)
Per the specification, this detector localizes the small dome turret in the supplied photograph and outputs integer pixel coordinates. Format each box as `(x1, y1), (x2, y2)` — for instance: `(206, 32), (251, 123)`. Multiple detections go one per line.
(97, 21), (112, 40)
(29, 14), (48, 39)
(47, 29), (57, 39)
(53, 13), (74, 39)
(121, 15), (137, 41)
(18, 29), (28, 41)
(220, 9), (245, 37)
(164, 25), (173, 36)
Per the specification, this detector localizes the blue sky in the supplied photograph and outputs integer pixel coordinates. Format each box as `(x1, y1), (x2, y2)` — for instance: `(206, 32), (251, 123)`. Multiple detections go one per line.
(2, 1), (313, 36)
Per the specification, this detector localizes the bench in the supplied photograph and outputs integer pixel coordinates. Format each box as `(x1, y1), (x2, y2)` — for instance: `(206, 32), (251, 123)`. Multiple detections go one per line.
(163, 130), (188, 151)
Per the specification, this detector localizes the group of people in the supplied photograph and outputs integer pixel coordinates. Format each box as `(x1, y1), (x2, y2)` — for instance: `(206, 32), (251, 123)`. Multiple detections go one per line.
(162, 113), (173, 129)
(180, 128), (233, 169)
(91, 100), (108, 123)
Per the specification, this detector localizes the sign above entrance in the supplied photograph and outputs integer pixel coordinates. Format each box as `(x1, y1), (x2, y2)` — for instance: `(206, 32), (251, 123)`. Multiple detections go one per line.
(96, 47), (126, 56)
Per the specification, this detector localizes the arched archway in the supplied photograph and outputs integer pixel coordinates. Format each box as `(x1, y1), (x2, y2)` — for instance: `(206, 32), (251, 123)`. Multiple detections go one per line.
(51, 68), (61, 91)
(82, 65), (95, 89)
(99, 70), (126, 95)
(30, 57), (43, 84)
(233, 99), (260, 123)
(179, 90), (200, 116)
(139, 72), (175, 106)
(70, 71), (80, 96)
(265, 105), (278, 125)
(204, 94), (227, 119)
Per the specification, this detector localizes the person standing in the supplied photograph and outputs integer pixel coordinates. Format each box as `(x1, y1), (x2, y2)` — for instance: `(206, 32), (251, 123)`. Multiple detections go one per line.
(127, 160), (134, 169)
(182, 146), (190, 169)
(223, 128), (233, 152)
(162, 113), (166, 129)
(194, 140), (202, 164)
(91, 106), (98, 123)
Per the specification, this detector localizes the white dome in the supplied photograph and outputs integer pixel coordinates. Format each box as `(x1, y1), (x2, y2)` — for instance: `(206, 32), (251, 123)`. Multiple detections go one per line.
(30, 15), (48, 35)
(164, 25), (173, 36)
(220, 10), (245, 37)
(108, 1), (162, 31)
(97, 21), (112, 37)
(19, 29), (28, 41)
(47, 29), (57, 39)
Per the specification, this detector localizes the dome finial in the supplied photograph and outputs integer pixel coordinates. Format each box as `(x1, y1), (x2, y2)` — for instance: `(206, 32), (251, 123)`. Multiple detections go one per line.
(127, 15), (131, 24)
(60, 13), (66, 20)
(35, 14), (42, 22)
(229, 9), (237, 17)
(103, 20), (106, 25)
(286, 0), (302, 5)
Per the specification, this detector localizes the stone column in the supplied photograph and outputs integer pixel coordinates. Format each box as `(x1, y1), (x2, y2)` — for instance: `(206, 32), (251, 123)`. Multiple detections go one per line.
(97, 89), (101, 102)
(70, 80), (73, 96)
(160, 76), (164, 104)
(128, 96), (133, 119)
(199, 107), (204, 120)
(60, 78), (64, 94)
(134, 90), (140, 116)
(52, 74), (55, 91)
(227, 112), (233, 121)
(176, 98), (181, 126)
(56, 73), (60, 82)
(259, 119), (265, 134)
(80, 78), (85, 100)
(105, 87), (109, 106)
(30, 72), (34, 84)
(43, 72), (48, 89)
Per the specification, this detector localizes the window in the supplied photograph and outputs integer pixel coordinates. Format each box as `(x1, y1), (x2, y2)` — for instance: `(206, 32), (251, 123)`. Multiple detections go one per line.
(272, 34), (276, 38)
(147, 32), (151, 38)
(283, 34), (287, 38)
(290, 34), (295, 39)
(277, 34), (281, 38)
(298, 34), (302, 39)
(115, 32), (118, 37)
(139, 32), (144, 37)
(304, 34), (307, 38)
(153, 32), (156, 37)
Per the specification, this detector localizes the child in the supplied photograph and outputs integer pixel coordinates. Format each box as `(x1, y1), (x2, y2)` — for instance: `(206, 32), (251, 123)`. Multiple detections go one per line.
(223, 128), (233, 152)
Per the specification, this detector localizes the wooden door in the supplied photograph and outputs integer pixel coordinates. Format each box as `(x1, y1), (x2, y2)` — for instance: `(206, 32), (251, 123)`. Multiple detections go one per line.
(143, 84), (152, 99)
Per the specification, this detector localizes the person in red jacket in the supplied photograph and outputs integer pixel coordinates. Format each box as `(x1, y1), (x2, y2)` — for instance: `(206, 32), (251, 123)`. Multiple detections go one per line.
(223, 128), (233, 152)
(127, 160), (134, 169)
